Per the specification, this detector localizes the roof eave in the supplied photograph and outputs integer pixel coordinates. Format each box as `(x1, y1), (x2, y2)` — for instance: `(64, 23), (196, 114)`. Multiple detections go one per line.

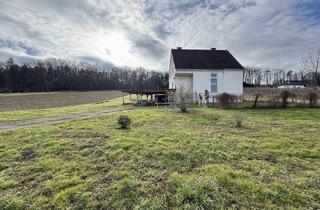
(175, 68), (244, 71)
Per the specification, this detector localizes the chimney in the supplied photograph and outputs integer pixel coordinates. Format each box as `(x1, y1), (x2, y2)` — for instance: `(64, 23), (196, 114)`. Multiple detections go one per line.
(211, 48), (216, 51)
(177, 47), (182, 50)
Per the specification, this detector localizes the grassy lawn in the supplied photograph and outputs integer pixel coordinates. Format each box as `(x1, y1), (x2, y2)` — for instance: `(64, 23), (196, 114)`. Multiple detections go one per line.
(0, 107), (319, 209)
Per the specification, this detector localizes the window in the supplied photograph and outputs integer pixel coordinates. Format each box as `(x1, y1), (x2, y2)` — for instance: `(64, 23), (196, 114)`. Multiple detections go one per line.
(211, 73), (217, 93)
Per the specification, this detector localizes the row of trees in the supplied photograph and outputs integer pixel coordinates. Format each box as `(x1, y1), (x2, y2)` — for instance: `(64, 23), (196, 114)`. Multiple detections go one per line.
(1, 48), (319, 93)
(243, 48), (320, 88)
(243, 67), (316, 86)
(0, 58), (168, 93)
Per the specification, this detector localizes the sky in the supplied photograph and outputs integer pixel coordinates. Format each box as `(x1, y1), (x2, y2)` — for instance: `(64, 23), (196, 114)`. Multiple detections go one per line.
(0, 0), (320, 71)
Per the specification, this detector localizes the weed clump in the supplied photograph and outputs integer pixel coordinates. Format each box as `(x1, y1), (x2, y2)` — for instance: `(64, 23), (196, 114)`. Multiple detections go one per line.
(233, 113), (243, 128)
(21, 148), (37, 160)
(118, 115), (131, 129)
(170, 173), (223, 209)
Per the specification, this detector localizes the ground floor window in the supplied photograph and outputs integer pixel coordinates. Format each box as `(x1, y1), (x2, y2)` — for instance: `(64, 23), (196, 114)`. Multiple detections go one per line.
(211, 73), (217, 93)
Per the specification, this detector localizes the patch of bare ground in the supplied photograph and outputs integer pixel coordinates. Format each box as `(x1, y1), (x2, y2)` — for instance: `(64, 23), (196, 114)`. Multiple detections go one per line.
(0, 91), (122, 111)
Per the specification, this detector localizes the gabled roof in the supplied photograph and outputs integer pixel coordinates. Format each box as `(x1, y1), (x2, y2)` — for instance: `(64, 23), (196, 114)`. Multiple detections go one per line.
(171, 48), (244, 70)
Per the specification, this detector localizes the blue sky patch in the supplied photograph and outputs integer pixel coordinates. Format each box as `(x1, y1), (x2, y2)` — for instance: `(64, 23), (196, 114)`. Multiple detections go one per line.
(296, 0), (320, 23)
(0, 39), (42, 57)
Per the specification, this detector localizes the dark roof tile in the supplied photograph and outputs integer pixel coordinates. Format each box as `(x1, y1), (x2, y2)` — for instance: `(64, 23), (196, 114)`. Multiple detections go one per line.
(171, 48), (244, 70)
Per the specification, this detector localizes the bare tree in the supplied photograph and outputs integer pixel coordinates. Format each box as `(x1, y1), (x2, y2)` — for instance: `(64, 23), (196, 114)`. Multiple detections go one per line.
(303, 48), (320, 90)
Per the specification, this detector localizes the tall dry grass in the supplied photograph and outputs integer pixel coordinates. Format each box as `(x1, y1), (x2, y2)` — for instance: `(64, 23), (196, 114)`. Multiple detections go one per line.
(244, 87), (320, 107)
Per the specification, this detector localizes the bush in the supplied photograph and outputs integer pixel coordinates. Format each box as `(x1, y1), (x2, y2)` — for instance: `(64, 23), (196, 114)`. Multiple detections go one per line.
(306, 91), (318, 108)
(279, 90), (290, 108)
(233, 113), (243, 128)
(215, 93), (237, 108)
(177, 86), (192, 113)
(118, 115), (131, 129)
(244, 87), (320, 108)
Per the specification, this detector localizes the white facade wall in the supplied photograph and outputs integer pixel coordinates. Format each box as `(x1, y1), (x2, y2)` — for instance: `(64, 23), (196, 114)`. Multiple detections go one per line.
(169, 55), (176, 89)
(171, 69), (243, 98)
(175, 75), (193, 93)
(222, 70), (243, 95)
(192, 70), (223, 95)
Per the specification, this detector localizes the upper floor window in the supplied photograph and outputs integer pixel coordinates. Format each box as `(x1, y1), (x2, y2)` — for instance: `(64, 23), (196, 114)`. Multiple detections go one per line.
(211, 73), (217, 93)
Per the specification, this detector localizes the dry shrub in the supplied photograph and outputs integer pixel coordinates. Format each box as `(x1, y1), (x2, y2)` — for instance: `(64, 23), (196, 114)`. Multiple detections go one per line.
(305, 91), (318, 108)
(233, 113), (243, 128)
(177, 86), (192, 113)
(269, 94), (279, 107)
(279, 90), (290, 108)
(290, 92), (297, 103)
(215, 92), (237, 109)
(244, 87), (320, 108)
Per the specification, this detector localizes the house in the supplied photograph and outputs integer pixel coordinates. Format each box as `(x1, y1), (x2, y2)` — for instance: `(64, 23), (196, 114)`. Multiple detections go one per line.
(169, 47), (244, 100)
(277, 80), (310, 89)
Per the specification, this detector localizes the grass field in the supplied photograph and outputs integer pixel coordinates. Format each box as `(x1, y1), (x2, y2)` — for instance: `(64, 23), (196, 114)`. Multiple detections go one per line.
(0, 103), (319, 209)
(0, 91), (122, 111)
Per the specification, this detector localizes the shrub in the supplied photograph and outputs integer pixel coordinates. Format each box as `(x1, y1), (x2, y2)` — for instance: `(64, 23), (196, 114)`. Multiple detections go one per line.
(244, 87), (320, 108)
(215, 92), (237, 108)
(233, 113), (243, 128)
(305, 91), (318, 108)
(177, 86), (192, 113)
(118, 115), (131, 129)
(279, 90), (290, 108)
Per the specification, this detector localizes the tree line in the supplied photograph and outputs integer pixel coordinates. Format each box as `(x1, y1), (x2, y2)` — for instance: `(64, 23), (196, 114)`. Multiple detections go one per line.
(243, 48), (320, 88)
(0, 58), (168, 93)
(243, 66), (320, 87)
(243, 67), (308, 86)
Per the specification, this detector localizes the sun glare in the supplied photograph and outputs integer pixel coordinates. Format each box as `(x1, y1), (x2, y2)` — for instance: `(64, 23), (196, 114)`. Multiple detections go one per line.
(92, 31), (133, 66)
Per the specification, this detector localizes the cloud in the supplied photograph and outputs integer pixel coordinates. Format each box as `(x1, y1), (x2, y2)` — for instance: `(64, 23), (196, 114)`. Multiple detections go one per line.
(0, 39), (43, 61)
(0, 0), (319, 71)
(79, 55), (114, 68)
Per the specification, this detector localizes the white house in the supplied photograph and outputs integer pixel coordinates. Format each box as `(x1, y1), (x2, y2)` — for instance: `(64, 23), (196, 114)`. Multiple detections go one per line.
(277, 80), (309, 89)
(169, 47), (244, 100)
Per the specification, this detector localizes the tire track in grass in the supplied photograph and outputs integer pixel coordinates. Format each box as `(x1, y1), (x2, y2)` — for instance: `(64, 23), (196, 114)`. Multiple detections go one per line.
(0, 108), (134, 132)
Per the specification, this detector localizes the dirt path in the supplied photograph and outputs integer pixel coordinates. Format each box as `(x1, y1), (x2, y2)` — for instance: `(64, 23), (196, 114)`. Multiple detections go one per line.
(0, 108), (134, 132)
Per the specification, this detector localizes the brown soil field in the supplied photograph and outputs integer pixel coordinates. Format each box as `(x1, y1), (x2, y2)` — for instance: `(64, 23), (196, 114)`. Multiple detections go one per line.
(0, 91), (122, 111)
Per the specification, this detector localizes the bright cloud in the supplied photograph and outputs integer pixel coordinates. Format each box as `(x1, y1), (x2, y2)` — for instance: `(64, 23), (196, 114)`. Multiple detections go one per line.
(0, 0), (319, 71)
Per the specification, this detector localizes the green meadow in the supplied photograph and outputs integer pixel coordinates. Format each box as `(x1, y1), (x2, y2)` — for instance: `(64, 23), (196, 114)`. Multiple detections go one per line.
(0, 104), (319, 209)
